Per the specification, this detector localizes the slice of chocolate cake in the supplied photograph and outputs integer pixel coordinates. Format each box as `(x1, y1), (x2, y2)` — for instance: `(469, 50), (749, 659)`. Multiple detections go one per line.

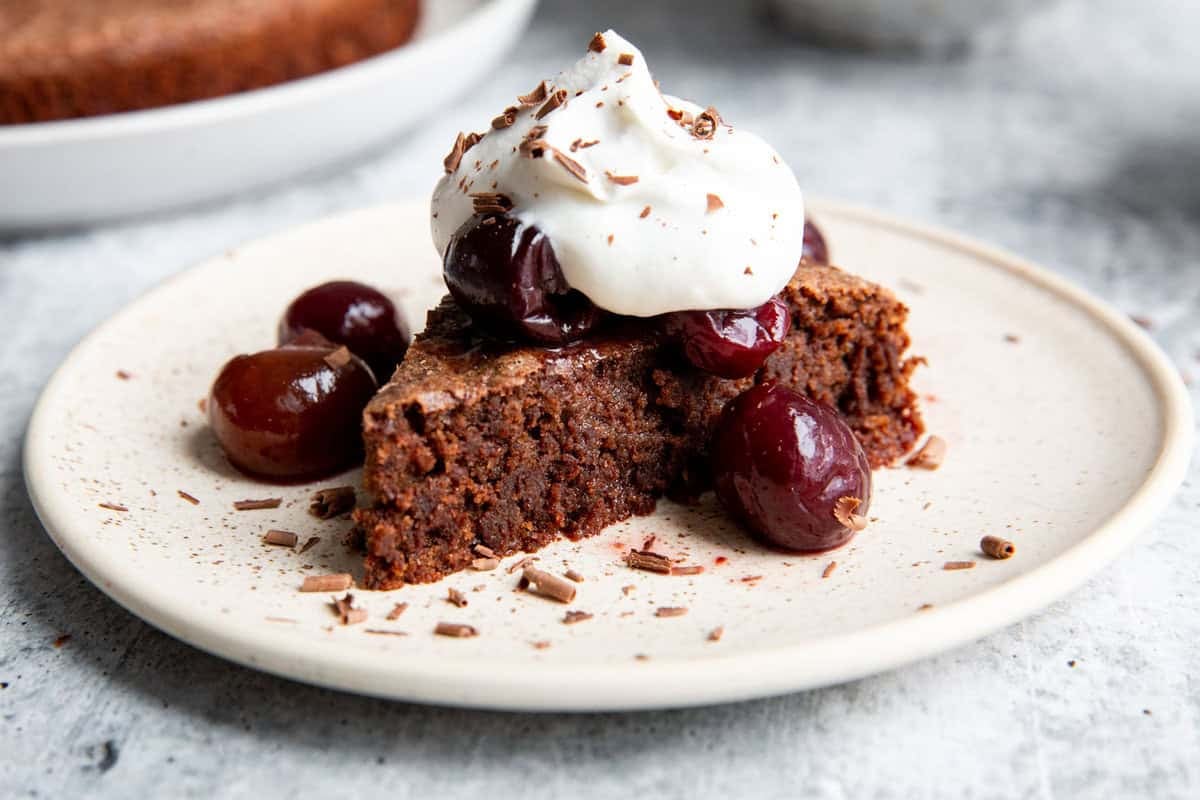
(355, 264), (923, 589)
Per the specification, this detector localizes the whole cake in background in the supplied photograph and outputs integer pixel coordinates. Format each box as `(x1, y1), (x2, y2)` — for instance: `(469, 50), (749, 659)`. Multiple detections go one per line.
(0, 0), (421, 124)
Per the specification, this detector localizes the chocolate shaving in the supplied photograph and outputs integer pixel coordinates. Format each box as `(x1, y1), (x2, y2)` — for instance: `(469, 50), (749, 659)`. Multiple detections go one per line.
(622, 585), (636, 596)
(308, 486), (355, 519)
(606, 171), (639, 186)
(532, 640), (551, 650)
(470, 192), (514, 214)
(918, 603), (935, 611)
(692, 106), (721, 139)
(667, 107), (695, 130)
(671, 565), (704, 576)
(981, 536), (1016, 560)
(708, 626), (724, 642)
(447, 588), (469, 608)
(177, 490), (199, 505)
(833, 496), (868, 531)
(617, 52), (635, 66)
(563, 610), (593, 624)
(821, 561), (838, 579)
(300, 573), (353, 592)
(518, 80), (550, 106)
(323, 346), (352, 369)
(943, 561), (976, 571)
(706, 193), (724, 213)
(522, 567), (577, 603)
(587, 32), (607, 53)
(330, 593), (365, 625)
(471, 557), (500, 571)
(473, 544), (496, 559)
(520, 138), (550, 159)
(386, 602), (409, 620)
(443, 131), (482, 174)
(643, 537), (657, 552)
(508, 556), (538, 574)
(553, 149), (588, 182)
(1004, 333), (1021, 344)
(570, 138), (599, 152)
(907, 435), (946, 470)
(299, 536), (321, 554)
(740, 575), (763, 583)
(639, 205), (652, 219)
(364, 629), (408, 637)
(233, 498), (281, 511)
(534, 89), (568, 120)
(565, 569), (585, 583)
(53, 634), (72, 648)
(626, 549), (672, 574)
(655, 606), (688, 618)
(434, 622), (478, 638)
(98, 502), (128, 512)
(262, 529), (298, 547)
(115, 370), (132, 380)
(491, 106), (519, 130)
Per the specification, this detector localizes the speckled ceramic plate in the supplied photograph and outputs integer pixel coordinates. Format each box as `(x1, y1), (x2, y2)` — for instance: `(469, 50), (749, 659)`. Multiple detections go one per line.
(23, 201), (1193, 711)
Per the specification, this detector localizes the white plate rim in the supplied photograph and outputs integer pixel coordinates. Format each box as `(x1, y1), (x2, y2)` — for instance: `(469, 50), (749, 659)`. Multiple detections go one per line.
(0, 0), (538, 147)
(22, 200), (1194, 711)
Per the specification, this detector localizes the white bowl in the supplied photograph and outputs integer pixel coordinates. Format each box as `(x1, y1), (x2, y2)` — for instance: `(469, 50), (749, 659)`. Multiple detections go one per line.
(0, 0), (536, 231)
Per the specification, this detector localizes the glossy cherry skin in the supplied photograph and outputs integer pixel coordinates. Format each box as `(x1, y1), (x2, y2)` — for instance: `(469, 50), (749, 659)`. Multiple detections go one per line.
(711, 383), (871, 552)
(208, 346), (378, 482)
(802, 220), (829, 264)
(279, 281), (410, 383)
(443, 213), (603, 345)
(662, 296), (791, 379)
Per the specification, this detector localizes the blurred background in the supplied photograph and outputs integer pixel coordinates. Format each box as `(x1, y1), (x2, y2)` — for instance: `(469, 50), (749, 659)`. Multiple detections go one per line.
(2, 1), (1198, 797)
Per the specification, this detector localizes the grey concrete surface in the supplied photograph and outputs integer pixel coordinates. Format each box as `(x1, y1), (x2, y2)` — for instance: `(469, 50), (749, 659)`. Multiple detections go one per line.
(2, 1), (1198, 797)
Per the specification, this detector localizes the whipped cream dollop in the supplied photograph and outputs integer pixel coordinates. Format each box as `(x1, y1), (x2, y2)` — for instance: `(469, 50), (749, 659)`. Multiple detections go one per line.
(431, 30), (804, 317)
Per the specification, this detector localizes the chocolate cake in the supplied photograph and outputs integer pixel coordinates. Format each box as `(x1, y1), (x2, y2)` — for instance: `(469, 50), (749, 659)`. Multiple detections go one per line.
(0, 0), (421, 124)
(356, 264), (924, 589)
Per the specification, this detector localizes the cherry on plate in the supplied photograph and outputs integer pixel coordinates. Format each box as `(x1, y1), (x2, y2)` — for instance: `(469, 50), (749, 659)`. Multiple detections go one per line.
(208, 346), (377, 482)
(802, 220), (829, 264)
(662, 296), (791, 378)
(443, 213), (603, 345)
(711, 383), (870, 552)
(279, 280), (410, 383)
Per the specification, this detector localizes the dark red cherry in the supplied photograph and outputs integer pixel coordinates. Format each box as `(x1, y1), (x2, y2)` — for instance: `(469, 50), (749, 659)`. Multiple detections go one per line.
(711, 383), (871, 552)
(279, 281), (410, 383)
(802, 220), (829, 264)
(442, 213), (603, 345)
(662, 296), (791, 379)
(208, 346), (378, 482)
